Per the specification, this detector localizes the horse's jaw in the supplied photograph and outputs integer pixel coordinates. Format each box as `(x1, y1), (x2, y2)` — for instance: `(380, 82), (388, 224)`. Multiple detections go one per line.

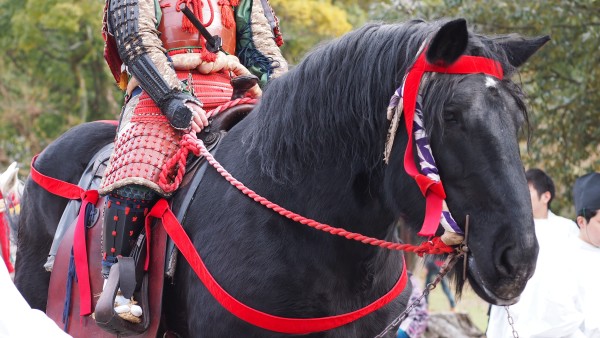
(466, 256), (525, 306)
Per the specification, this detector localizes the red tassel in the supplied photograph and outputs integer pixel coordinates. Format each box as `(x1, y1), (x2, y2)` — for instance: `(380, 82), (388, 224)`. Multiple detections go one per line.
(274, 28), (284, 46)
(200, 45), (217, 63)
(176, 0), (203, 33)
(219, 0), (235, 29)
(175, 0), (218, 61)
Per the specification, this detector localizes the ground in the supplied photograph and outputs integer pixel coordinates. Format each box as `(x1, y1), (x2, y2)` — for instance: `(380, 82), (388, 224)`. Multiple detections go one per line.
(412, 259), (489, 333)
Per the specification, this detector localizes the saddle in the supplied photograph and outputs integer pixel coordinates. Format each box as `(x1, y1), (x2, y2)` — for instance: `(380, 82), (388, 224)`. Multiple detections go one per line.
(45, 93), (254, 337)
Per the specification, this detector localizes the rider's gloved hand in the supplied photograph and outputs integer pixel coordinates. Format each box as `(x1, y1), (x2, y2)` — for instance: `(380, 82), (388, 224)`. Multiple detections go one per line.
(158, 92), (205, 131)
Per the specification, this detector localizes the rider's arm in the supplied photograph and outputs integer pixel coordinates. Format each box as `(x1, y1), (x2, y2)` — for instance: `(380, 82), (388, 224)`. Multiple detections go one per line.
(106, 0), (199, 130)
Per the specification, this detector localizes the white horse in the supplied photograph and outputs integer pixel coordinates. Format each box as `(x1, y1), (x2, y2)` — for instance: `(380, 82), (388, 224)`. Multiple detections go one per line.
(0, 162), (23, 273)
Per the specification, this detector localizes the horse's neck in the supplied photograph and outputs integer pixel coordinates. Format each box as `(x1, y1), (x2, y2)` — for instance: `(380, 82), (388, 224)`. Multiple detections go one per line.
(221, 115), (405, 241)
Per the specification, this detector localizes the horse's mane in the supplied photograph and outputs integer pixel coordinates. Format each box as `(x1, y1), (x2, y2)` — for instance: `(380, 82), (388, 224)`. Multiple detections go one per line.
(244, 19), (527, 184)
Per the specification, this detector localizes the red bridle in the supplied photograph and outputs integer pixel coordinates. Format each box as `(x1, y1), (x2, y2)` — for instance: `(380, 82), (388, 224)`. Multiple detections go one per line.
(401, 52), (503, 237)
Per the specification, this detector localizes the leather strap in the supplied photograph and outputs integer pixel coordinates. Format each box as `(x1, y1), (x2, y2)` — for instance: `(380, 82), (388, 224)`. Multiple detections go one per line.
(118, 257), (137, 299)
(95, 263), (151, 335)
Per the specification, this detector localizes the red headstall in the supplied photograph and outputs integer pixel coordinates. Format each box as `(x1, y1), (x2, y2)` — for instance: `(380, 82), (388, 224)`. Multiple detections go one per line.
(402, 52), (503, 237)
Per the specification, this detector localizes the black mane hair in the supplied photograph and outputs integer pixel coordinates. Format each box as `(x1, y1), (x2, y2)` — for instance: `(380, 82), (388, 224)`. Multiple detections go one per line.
(244, 19), (528, 184)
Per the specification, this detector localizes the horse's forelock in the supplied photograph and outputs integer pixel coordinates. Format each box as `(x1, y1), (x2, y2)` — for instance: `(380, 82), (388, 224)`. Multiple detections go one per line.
(244, 21), (436, 184)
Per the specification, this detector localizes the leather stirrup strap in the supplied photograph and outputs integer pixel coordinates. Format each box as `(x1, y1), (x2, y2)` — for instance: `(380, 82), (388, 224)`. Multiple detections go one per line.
(118, 257), (137, 300)
(95, 263), (151, 335)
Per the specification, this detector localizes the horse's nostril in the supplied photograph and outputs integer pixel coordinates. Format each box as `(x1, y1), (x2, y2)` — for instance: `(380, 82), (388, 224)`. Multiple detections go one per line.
(496, 246), (518, 276)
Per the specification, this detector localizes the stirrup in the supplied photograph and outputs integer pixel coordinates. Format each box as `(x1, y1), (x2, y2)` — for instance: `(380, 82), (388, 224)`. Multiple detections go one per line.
(95, 260), (150, 335)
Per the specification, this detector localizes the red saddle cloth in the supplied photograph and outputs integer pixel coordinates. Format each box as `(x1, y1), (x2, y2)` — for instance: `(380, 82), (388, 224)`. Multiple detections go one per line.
(45, 197), (167, 338)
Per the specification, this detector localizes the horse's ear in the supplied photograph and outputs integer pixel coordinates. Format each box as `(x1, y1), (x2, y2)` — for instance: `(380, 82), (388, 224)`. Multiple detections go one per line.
(426, 19), (468, 66)
(498, 35), (551, 68)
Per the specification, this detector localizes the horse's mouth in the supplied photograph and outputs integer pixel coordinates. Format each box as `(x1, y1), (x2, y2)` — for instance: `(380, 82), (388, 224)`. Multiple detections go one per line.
(466, 256), (521, 306)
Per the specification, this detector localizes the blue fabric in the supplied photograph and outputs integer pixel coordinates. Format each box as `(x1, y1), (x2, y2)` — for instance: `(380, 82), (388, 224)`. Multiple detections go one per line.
(62, 249), (76, 331)
(397, 329), (410, 338)
(131, 86), (142, 97)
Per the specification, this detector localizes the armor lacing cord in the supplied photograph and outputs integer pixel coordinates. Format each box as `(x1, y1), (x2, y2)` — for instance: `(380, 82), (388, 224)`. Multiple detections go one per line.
(158, 97), (257, 193)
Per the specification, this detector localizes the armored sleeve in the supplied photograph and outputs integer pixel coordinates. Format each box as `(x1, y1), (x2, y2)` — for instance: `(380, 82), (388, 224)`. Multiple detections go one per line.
(107, 0), (198, 129)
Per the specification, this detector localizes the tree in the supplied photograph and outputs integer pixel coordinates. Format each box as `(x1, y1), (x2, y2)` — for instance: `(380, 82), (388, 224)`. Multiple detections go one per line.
(369, 0), (600, 214)
(0, 0), (120, 169)
(270, 0), (385, 64)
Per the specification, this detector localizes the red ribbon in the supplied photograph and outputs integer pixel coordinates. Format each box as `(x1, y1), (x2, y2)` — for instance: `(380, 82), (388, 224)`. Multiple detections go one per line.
(402, 53), (503, 237)
(0, 190), (14, 273)
(148, 199), (409, 334)
(30, 155), (97, 316)
(72, 190), (98, 316)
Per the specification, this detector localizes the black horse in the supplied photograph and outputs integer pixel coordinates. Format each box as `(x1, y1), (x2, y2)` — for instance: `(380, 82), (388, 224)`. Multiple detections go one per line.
(16, 18), (547, 337)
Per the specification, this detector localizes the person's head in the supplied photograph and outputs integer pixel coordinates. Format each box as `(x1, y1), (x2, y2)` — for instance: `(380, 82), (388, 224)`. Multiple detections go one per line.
(526, 168), (555, 219)
(573, 172), (600, 247)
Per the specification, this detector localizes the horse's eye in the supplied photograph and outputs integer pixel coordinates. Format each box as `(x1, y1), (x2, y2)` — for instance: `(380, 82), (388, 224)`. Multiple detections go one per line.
(444, 111), (459, 123)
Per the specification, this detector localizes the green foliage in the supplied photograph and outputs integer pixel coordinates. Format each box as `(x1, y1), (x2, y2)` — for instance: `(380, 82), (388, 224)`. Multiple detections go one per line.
(0, 0), (121, 170)
(369, 0), (600, 215)
(271, 0), (387, 64)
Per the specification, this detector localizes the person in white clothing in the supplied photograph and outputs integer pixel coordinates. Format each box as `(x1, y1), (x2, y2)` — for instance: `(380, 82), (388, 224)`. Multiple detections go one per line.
(0, 259), (71, 337)
(487, 168), (579, 337)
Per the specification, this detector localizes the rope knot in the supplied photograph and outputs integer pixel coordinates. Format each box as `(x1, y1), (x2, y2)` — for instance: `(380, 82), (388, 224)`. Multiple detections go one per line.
(81, 190), (99, 204)
(413, 237), (454, 256)
(148, 199), (170, 218)
(158, 98), (255, 193)
(415, 174), (446, 198)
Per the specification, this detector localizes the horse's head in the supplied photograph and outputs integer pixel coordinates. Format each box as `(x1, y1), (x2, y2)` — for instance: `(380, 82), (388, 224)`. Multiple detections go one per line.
(245, 17), (546, 306)
(395, 19), (549, 305)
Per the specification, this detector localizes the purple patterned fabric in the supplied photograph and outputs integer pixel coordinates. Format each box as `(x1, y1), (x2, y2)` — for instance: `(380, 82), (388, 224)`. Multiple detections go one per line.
(398, 274), (429, 337)
(387, 83), (463, 235)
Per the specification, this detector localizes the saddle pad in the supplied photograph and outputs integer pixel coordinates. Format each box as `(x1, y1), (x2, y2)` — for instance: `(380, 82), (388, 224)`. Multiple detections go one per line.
(46, 198), (167, 338)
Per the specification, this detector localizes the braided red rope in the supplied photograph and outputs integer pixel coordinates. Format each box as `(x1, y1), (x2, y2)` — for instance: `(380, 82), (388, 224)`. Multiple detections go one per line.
(178, 133), (453, 256)
(206, 97), (257, 117)
(160, 97), (451, 255)
(159, 97), (258, 192)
